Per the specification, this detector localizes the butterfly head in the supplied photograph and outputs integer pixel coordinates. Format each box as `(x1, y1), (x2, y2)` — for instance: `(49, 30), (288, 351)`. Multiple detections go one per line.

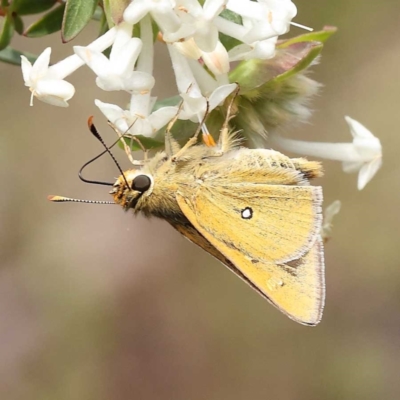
(110, 169), (154, 210)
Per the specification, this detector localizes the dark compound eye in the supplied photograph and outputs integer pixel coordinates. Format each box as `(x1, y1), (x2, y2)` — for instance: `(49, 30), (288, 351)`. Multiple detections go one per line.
(131, 175), (151, 193)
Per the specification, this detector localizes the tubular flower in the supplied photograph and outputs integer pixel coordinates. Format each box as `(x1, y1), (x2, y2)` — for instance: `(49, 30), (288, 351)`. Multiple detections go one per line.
(271, 116), (382, 190)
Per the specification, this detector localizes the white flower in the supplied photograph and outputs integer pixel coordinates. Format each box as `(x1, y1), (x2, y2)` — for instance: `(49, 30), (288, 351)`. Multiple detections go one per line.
(74, 22), (154, 92)
(21, 48), (75, 107)
(271, 116), (382, 190)
(21, 28), (117, 106)
(342, 116), (382, 190)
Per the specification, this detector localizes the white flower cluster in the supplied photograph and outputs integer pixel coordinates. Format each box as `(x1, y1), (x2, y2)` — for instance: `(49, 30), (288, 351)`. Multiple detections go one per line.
(21, 0), (298, 136)
(20, 0), (382, 190)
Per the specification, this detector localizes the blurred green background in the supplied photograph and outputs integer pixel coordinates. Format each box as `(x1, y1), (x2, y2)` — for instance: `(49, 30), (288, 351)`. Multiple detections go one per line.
(1, 1), (400, 399)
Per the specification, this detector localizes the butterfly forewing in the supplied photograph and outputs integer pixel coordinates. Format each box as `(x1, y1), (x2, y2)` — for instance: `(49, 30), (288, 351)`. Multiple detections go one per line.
(180, 183), (322, 265)
(175, 183), (325, 325)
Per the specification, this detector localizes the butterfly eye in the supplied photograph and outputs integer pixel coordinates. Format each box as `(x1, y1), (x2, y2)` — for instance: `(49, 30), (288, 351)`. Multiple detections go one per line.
(131, 175), (151, 193)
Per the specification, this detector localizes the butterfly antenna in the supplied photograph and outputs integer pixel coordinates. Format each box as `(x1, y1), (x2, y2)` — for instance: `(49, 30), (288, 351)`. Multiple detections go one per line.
(78, 128), (134, 187)
(81, 117), (130, 189)
(79, 148), (114, 187)
(48, 195), (115, 205)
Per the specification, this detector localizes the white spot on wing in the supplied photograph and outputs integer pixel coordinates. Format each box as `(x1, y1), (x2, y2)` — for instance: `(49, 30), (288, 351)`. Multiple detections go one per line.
(241, 207), (253, 219)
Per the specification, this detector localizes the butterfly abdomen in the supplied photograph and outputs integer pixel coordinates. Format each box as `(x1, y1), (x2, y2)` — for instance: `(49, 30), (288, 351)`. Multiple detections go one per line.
(291, 158), (323, 180)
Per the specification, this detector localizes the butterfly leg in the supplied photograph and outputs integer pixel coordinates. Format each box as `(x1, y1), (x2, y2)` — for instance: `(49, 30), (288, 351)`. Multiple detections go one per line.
(107, 119), (145, 166)
(171, 100), (210, 162)
(165, 83), (202, 157)
(215, 83), (240, 154)
(164, 100), (185, 157)
(199, 83), (240, 160)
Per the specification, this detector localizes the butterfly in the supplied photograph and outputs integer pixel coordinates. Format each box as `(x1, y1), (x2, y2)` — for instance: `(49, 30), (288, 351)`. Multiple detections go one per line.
(50, 94), (325, 326)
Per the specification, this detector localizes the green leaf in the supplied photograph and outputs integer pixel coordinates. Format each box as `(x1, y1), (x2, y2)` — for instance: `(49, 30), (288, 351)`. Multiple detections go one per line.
(11, 0), (57, 15)
(219, 32), (242, 53)
(102, 0), (115, 27)
(13, 14), (24, 35)
(220, 8), (242, 24)
(61, 0), (98, 43)
(278, 26), (337, 48)
(0, 46), (37, 65)
(0, 14), (14, 51)
(24, 4), (65, 38)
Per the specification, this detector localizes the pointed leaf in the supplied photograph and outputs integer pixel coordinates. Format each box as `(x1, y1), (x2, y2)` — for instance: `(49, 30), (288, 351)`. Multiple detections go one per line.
(24, 4), (65, 38)
(11, 0), (57, 15)
(0, 15), (14, 50)
(278, 26), (337, 48)
(61, 0), (98, 43)
(0, 14), (14, 50)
